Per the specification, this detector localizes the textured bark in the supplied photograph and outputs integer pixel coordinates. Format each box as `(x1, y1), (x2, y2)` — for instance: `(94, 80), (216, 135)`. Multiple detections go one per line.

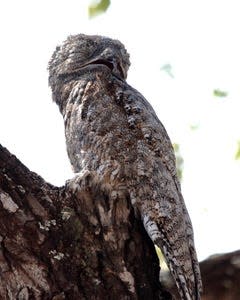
(201, 250), (240, 300)
(0, 144), (170, 300)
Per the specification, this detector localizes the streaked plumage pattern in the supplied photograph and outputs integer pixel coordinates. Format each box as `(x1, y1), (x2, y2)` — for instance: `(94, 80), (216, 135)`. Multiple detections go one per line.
(48, 34), (202, 299)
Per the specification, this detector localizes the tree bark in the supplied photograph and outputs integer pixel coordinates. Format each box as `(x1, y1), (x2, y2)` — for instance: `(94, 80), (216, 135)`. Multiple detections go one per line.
(0, 144), (170, 300)
(201, 250), (240, 300)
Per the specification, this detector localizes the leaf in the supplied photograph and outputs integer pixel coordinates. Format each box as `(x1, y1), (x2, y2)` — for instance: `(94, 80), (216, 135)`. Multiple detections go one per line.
(173, 143), (184, 181)
(189, 123), (200, 131)
(155, 245), (168, 270)
(213, 89), (228, 98)
(88, 0), (110, 18)
(160, 63), (174, 78)
(235, 141), (240, 160)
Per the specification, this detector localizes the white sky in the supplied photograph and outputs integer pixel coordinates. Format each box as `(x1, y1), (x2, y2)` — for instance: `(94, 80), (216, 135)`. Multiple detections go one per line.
(0, 0), (240, 261)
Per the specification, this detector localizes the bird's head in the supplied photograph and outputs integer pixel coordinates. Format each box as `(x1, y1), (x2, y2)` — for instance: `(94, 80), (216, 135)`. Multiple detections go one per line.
(48, 34), (130, 108)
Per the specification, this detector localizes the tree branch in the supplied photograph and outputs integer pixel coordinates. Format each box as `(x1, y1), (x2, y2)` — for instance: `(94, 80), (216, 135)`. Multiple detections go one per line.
(0, 144), (169, 299)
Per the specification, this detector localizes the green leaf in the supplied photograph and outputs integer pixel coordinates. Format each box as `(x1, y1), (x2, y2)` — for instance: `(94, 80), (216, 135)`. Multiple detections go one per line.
(173, 143), (184, 181)
(235, 141), (240, 160)
(88, 0), (110, 18)
(189, 123), (200, 131)
(213, 89), (228, 98)
(160, 63), (174, 78)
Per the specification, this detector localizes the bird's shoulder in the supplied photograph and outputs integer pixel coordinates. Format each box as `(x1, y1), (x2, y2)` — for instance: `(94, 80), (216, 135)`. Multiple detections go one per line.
(113, 81), (178, 178)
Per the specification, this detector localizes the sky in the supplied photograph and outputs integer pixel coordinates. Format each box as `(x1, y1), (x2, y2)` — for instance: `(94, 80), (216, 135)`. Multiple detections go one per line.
(0, 0), (240, 261)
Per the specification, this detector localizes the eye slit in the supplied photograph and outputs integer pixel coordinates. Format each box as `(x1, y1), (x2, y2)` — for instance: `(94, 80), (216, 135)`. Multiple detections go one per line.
(77, 48), (91, 58)
(69, 40), (95, 59)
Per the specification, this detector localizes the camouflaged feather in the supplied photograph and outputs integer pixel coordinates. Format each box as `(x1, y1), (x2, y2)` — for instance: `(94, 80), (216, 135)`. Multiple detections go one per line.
(49, 33), (202, 300)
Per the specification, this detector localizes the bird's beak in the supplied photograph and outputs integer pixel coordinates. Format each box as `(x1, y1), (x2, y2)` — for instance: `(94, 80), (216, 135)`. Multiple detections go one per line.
(60, 56), (126, 81)
(82, 56), (126, 80)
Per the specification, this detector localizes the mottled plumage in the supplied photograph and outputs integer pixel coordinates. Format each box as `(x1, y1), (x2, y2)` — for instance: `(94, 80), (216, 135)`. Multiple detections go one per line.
(48, 34), (202, 299)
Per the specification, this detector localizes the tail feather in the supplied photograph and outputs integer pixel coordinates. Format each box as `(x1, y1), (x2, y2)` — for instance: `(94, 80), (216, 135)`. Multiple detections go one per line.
(143, 214), (201, 300)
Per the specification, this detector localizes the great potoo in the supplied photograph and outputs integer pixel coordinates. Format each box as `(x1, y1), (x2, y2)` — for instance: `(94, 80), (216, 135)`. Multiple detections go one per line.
(48, 34), (202, 300)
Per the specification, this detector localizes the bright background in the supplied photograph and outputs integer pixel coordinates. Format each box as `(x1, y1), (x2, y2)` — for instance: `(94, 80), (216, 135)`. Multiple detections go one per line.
(0, 0), (239, 261)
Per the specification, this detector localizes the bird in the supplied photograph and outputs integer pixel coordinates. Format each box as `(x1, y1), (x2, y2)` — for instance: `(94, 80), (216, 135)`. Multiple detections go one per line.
(48, 34), (202, 300)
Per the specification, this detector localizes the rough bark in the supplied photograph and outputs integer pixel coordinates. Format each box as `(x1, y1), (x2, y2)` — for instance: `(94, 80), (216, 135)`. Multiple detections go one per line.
(0, 144), (170, 300)
(201, 250), (240, 300)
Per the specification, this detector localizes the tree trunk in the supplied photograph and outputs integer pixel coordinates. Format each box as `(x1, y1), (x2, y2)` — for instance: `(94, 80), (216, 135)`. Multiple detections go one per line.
(201, 250), (240, 300)
(0, 144), (170, 300)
